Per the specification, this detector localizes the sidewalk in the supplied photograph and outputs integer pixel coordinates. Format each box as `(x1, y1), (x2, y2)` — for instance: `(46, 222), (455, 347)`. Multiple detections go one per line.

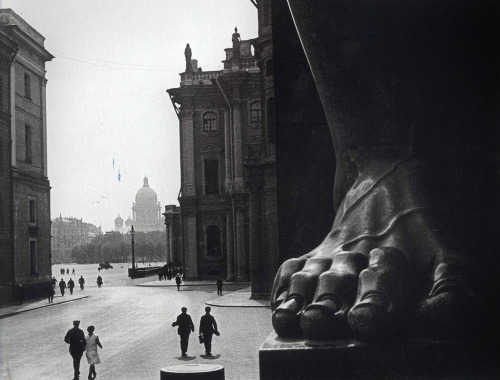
(139, 279), (270, 308)
(0, 293), (89, 319)
(205, 287), (269, 308)
(137, 279), (251, 288)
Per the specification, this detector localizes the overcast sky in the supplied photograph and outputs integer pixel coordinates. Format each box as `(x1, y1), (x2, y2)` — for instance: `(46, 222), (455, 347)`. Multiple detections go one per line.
(0, 0), (258, 231)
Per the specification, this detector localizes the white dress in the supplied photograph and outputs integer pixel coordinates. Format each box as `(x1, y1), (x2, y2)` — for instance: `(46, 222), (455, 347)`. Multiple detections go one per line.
(85, 334), (101, 365)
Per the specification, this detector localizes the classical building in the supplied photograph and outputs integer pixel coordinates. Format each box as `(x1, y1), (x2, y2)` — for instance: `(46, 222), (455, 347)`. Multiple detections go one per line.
(0, 10), (53, 301)
(0, 29), (18, 303)
(163, 204), (181, 265)
(131, 176), (164, 232)
(167, 0), (278, 296)
(51, 216), (101, 263)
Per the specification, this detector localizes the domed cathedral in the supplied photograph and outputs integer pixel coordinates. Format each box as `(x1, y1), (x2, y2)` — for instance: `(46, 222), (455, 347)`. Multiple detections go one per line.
(132, 176), (164, 232)
(167, 0), (278, 298)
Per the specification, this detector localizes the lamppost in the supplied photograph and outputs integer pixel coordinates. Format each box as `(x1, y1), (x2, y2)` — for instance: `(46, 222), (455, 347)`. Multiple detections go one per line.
(131, 225), (135, 269)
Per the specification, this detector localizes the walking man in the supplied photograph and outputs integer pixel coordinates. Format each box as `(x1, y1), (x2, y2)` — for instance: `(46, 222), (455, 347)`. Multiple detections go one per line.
(96, 275), (103, 288)
(79, 275), (85, 290)
(59, 278), (67, 296)
(68, 278), (75, 295)
(172, 307), (194, 357)
(64, 320), (86, 380)
(216, 277), (223, 296)
(175, 274), (182, 291)
(199, 307), (219, 356)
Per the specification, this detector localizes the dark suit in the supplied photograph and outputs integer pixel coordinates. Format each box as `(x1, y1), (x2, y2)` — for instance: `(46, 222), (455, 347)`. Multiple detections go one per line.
(199, 314), (218, 355)
(64, 326), (86, 379)
(172, 312), (194, 355)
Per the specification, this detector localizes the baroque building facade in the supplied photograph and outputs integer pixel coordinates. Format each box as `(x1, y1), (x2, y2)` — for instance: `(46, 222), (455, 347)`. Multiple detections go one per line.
(0, 10), (53, 301)
(51, 216), (101, 263)
(167, 0), (278, 297)
(0, 28), (18, 303)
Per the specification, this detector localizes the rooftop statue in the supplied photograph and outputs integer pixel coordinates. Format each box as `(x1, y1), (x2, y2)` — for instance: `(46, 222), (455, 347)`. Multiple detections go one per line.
(232, 27), (240, 46)
(272, 0), (498, 342)
(184, 43), (192, 72)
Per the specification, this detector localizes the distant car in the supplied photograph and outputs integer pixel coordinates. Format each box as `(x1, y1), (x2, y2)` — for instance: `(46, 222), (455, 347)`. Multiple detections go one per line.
(99, 262), (113, 270)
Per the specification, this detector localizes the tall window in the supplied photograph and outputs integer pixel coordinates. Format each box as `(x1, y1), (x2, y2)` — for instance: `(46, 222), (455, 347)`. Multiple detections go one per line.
(29, 240), (37, 275)
(25, 125), (32, 162)
(206, 225), (221, 256)
(250, 101), (262, 123)
(267, 97), (275, 143)
(24, 73), (31, 99)
(203, 112), (218, 132)
(29, 198), (36, 224)
(204, 159), (219, 195)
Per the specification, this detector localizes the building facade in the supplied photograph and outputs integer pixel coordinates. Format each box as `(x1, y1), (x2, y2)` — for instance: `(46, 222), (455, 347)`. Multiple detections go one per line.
(163, 204), (181, 265)
(131, 176), (164, 232)
(0, 30), (17, 303)
(51, 216), (101, 263)
(0, 9), (53, 301)
(167, 0), (278, 296)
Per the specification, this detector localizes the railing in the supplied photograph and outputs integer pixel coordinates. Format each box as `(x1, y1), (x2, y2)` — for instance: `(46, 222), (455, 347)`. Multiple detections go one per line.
(180, 70), (222, 86)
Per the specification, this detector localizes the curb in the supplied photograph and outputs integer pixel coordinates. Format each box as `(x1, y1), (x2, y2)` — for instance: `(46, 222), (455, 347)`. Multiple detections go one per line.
(0, 295), (90, 320)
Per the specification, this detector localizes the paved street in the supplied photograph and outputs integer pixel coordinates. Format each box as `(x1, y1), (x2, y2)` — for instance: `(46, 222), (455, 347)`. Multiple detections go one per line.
(0, 265), (272, 380)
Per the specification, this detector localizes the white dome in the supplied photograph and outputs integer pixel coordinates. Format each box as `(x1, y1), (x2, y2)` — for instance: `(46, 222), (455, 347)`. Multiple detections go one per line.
(135, 176), (158, 205)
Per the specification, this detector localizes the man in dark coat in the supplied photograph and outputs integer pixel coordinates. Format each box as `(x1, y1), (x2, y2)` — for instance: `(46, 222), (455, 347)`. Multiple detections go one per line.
(78, 275), (85, 290)
(67, 278), (75, 295)
(64, 320), (86, 380)
(216, 278), (223, 296)
(199, 307), (219, 356)
(172, 307), (194, 356)
(59, 278), (66, 296)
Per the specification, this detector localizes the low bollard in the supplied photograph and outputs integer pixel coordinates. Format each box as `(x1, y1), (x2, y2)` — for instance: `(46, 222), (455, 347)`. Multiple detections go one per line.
(160, 363), (224, 380)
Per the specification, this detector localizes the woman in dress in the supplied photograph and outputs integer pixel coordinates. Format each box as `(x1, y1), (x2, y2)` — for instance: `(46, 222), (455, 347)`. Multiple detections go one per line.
(85, 325), (103, 379)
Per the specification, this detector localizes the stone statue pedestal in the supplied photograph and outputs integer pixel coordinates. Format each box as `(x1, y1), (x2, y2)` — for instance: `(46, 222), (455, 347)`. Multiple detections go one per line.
(259, 331), (494, 379)
(160, 364), (224, 380)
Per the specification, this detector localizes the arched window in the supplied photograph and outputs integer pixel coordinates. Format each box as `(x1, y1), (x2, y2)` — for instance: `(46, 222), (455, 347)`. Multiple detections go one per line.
(203, 111), (218, 132)
(267, 97), (275, 143)
(250, 101), (262, 123)
(206, 225), (221, 256)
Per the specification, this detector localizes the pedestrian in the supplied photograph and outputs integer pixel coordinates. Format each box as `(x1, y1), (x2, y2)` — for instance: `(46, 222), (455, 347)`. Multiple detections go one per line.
(98, 267), (101, 272)
(52, 276), (57, 288)
(47, 282), (55, 303)
(85, 325), (103, 380)
(175, 274), (182, 291)
(64, 320), (86, 380)
(199, 306), (220, 356)
(68, 278), (75, 295)
(67, 268), (69, 274)
(72, 268), (76, 275)
(79, 275), (85, 290)
(172, 307), (194, 357)
(216, 277), (223, 296)
(96, 275), (103, 288)
(59, 278), (67, 296)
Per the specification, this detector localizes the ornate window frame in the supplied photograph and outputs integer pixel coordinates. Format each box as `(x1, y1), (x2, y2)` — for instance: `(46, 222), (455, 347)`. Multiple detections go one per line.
(202, 110), (219, 135)
(199, 144), (223, 196)
(249, 100), (262, 126)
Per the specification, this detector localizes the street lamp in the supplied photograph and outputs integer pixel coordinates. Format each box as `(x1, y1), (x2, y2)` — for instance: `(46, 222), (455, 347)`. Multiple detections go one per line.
(131, 225), (135, 269)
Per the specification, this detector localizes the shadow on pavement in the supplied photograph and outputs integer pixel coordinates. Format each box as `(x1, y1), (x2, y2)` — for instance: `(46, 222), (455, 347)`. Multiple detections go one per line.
(175, 355), (196, 361)
(200, 354), (221, 360)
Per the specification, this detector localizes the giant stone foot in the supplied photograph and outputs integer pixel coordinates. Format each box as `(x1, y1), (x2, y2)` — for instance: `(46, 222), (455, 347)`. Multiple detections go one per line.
(271, 157), (475, 341)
